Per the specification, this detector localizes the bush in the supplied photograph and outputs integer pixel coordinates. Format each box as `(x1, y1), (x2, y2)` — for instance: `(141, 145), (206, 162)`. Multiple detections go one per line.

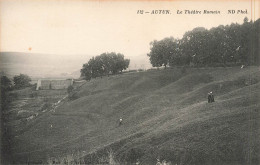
(43, 97), (52, 102)
(67, 85), (74, 94)
(181, 66), (187, 74)
(147, 68), (158, 72)
(41, 103), (52, 111)
(13, 74), (31, 89)
(123, 148), (144, 163)
(128, 70), (138, 73)
(29, 92), (38, 98)
(68, 92), (78, 101)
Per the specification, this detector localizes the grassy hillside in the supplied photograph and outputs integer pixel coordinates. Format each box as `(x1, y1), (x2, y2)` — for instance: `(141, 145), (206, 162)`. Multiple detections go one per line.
(4, 67), (260, 164)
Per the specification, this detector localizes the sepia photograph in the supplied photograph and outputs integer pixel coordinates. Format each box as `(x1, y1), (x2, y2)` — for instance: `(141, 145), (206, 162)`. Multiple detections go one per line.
(0, 0), (259, 164)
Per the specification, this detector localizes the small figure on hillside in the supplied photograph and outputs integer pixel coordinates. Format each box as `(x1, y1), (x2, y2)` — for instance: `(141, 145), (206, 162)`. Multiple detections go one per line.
(208, 91), (214, 103)
(211, 92), (215, 102)
(241, 64), (245, 69)
(162, 160), (167, 165)
(119, 118), (123, 126)
(208, 92), (211, 103)
(156, 159), (162, 165)
(136, 159), (140, 165)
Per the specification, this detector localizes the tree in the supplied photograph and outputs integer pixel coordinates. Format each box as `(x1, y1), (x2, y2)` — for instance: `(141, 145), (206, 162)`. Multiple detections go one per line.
(91, 56), (104, 78)
(147, 18), (260, 67)
(100, 53), (112, 76)
(80, 52), (130, 80)
(168, 39), (182, 66)
(1, 76), (12, 110)
(111, 53), (130, 73)
(243, 17), (249, 23)
(13, 74), (31, 89)
(252, 18), (260, 65)
(124, 59), (130, 70)
(80, 63), (92, 80)
(1, 76), (12, 90)
(181, 27), (211, 66)
(148, 37), (177, 68)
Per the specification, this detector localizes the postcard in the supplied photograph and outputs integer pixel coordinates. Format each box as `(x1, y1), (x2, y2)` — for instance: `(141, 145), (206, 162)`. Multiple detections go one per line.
(0, 0), (259, 164)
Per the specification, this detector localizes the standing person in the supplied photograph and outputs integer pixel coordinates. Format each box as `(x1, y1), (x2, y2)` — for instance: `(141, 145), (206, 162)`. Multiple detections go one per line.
(136, 159), (140, 165)
(208, 92), (212, 103)
(211, 91), (215, 102)
(156, 159), (162, 165)
(208, 91), (214, 103)
(119, 118), (123, 126)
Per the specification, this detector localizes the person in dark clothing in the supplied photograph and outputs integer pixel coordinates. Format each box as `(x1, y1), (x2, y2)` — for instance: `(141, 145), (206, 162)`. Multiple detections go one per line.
(208, 92), (211, 103)
(211, 92), (214, 102)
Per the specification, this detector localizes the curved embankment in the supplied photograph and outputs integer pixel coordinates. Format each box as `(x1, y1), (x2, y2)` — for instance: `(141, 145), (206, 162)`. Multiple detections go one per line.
(9, 67), (260, 164)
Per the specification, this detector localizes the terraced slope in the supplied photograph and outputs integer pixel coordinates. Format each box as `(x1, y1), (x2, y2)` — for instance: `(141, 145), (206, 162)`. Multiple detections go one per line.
(6, 67), (260, 164)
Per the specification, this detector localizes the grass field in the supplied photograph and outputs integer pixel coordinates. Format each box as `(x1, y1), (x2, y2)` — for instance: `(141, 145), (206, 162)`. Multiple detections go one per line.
(3, 66), (260, 164)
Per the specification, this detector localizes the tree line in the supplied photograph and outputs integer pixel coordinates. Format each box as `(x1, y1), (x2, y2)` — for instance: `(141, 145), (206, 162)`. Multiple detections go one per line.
(1, 74), (31, 110)
(81, 52), (130, 80)
(148, 17), (260, 68)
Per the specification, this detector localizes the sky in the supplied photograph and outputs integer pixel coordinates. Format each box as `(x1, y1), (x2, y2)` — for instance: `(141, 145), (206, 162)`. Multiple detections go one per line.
(0, 0), (259, 71)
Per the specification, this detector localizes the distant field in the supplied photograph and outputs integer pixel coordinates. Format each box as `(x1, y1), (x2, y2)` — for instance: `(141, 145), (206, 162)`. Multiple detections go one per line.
(0, 52), (151, 79)
(0, 52), (83, 78)
(2, 66), (260, 165)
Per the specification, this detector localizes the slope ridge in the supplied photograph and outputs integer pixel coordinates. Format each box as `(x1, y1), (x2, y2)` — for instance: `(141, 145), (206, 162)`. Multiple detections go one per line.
(9, 67), (260, 165)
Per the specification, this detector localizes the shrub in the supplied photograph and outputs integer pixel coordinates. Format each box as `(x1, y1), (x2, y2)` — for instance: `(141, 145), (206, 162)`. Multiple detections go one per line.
(43, 97), (52, 102)
(123, 148), (144, 163)
(181, 66), (187, 74)
(29, 92), (38, 98)
(68, 92), (78, 101)
(41, 103), (52, 111)
(13, 74), (31, 89)
(128, 70), (138, 73)
(67, 85), (74, 94)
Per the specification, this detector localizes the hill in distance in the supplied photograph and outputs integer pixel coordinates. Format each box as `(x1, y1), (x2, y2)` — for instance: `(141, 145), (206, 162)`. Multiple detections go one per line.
(0, 52), (90, 79)
(5, 66), (260, 165)
(0, 52), (151, 79)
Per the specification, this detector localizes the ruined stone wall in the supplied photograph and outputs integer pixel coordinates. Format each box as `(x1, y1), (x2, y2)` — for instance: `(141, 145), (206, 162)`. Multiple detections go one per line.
(37, 79), (73, 90)
(40, 80), (51, 90)
(50, 80), (72, 89)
